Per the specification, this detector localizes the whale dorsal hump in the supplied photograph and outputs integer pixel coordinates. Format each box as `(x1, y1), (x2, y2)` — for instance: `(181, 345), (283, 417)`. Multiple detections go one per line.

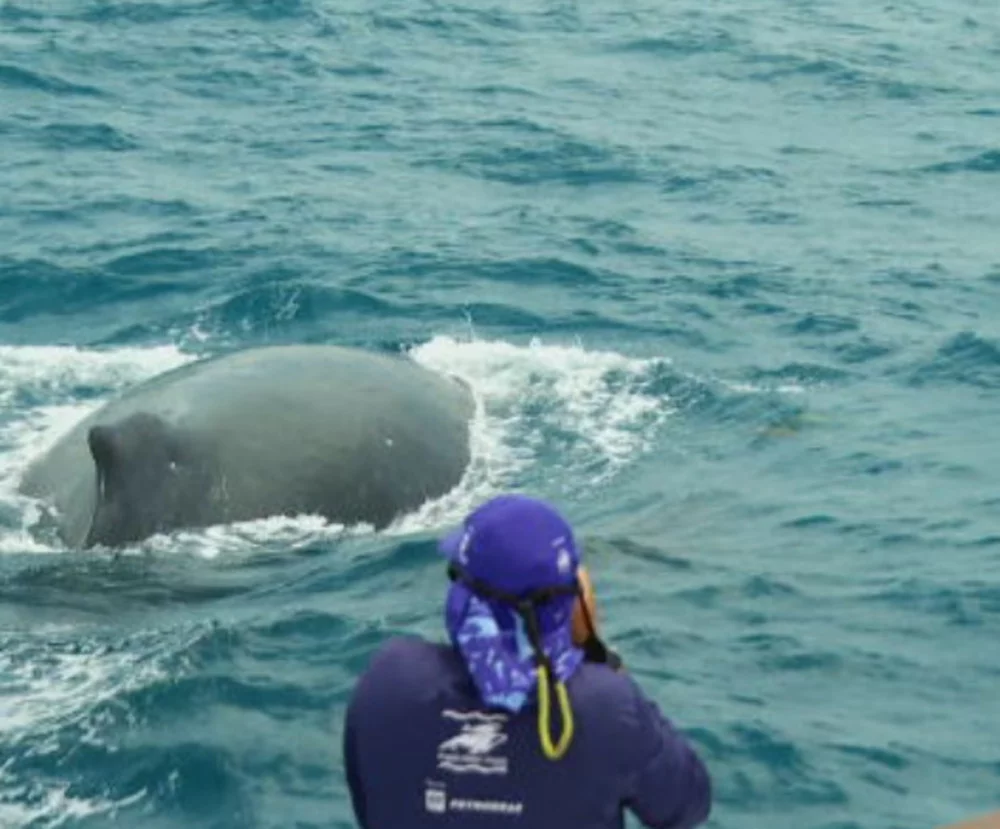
(84, 412), (207, 547)
(87, 423), (119, 486)
(87, 413), (175, 497)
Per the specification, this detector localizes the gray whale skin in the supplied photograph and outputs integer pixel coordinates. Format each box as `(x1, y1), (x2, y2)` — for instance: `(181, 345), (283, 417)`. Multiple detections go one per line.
(17, 345), (475, 548)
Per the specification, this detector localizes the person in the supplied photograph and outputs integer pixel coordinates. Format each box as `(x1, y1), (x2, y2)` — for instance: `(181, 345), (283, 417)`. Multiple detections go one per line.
(342, 493), (712, 829)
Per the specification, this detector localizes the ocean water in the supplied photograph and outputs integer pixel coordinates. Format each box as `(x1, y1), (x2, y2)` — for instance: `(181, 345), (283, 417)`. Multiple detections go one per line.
(1, 0), (999, 826)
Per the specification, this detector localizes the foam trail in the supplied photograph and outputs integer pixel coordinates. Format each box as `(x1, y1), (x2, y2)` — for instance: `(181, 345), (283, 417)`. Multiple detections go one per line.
(391, 334), (674, 534)
(0, 343), (193, 471)
(0, 627), (191, 825)
(0, 344), (191, 405)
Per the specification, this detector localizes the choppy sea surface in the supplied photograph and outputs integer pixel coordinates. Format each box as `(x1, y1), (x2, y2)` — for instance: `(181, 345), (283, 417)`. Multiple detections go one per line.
(2, 0), (999, 827)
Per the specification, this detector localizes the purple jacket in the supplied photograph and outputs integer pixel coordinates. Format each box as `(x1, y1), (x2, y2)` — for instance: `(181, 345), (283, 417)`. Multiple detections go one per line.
(343, 636), (712, 829)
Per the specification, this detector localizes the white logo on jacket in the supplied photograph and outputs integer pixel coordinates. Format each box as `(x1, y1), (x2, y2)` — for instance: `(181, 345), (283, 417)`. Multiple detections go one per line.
(437, 710), (509, 775)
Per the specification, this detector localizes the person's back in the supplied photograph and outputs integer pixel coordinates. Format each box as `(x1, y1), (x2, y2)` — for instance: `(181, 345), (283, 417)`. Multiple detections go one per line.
(343, 494), (712, 829)
(345, 636), (711, 829)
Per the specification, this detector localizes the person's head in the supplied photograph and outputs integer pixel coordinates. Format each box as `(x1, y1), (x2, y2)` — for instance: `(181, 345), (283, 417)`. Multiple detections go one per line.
(438, 494), (603, 760)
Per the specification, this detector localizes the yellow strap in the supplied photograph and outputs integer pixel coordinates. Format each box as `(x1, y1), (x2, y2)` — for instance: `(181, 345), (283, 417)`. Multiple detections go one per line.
(536, 663), (575, 760)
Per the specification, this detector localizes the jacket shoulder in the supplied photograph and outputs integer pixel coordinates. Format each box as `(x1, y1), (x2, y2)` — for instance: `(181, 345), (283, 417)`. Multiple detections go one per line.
(348, 635), (465, 714)
(363, 635), (455, 679)
(570, 662), (648, 720)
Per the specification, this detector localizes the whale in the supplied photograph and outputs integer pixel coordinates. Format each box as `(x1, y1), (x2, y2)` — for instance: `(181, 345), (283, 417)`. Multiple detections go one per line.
(17, 345), (476, 548)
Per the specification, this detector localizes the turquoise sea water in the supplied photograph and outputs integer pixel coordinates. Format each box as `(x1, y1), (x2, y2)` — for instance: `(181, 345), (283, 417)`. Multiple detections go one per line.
(1, 0), (999, 827)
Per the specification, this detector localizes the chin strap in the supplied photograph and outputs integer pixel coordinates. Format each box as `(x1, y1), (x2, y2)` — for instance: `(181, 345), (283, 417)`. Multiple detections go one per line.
(536, 659), (575, 759)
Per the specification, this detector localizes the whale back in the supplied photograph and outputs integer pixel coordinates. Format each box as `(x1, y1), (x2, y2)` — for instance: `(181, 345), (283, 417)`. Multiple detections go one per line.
(18, 345), (475, 547)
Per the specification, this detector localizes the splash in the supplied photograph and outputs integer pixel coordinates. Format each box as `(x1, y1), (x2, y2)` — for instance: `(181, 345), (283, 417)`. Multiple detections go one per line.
(389, 333), (674, 534)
